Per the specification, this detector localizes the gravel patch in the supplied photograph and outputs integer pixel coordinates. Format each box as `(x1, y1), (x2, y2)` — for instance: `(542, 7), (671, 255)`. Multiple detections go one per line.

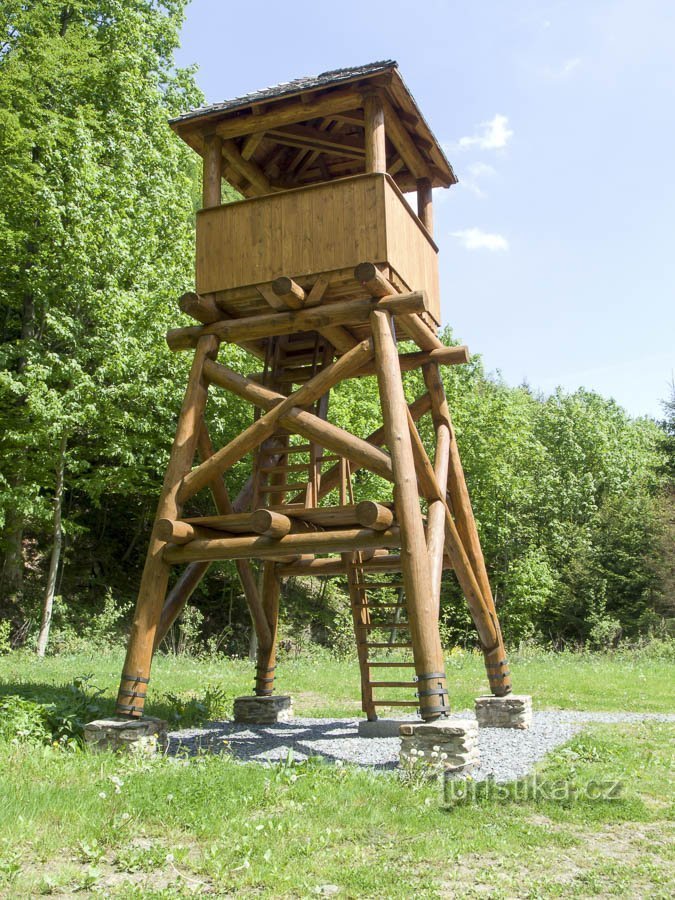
(166, 710), (674, 782)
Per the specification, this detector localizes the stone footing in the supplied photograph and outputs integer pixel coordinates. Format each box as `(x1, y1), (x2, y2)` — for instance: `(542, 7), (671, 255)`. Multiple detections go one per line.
(83, 716), (167, 754)
(399, 719), (479, 775)
(475, 694), (532, 729)
(233, 695), (293, 725)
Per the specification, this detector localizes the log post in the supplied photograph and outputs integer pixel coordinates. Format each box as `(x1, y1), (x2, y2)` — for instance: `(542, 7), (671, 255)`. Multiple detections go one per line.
(370, 309), (449, 720)
(115, 334), (219, 718)
(416, 177), (433, 235)
(255, 562), (281, 696)
(202, 133), (223, 208)
(426, 415), (451, 612)
(364, 93), (386, 174)
(197, 426), (272, 650)
(423, 363), (512, 696)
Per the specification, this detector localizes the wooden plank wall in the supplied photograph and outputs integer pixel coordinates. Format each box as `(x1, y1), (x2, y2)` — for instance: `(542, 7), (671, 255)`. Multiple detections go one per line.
(382, 178), (440, 323)
(196, 173), (439, 322)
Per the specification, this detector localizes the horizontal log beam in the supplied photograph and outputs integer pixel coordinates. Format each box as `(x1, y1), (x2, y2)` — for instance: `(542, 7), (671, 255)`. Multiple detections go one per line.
(163, 526), (403, 564)
(166, 292), (426, 351)
(276, 551), (453, 577)
(202, 359), (394, 482)
(208, 88), (365, 141)
(355, 500), (394, 531)
(184, 504), (393, 532)
(251, 509), (292, 539)
(255, 345), (469, 385)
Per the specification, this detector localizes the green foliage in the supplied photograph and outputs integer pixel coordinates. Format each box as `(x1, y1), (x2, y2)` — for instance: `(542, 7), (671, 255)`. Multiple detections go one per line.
(0, 675), (105, 746)
(0, 621), (10, 654)
(153, 685), (231, 728)
(0, 4), (670, 655)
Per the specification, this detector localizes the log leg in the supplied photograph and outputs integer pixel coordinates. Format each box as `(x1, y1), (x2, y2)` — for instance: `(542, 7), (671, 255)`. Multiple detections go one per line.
(255, 561), (281, 696)
(370, 310), (449, 720)
(115, 335), (219, 717)
(423, 363), (512, 696)
(426, 412), (451, 613)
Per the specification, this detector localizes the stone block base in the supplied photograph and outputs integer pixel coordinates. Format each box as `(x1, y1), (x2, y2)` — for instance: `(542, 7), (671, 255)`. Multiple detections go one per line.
(233, 695), (293, 725)
(475, 694), (532, 729)
(400, 719), (479, 774)
(83, 716), (167, 754)
(358, 718), (415, 738)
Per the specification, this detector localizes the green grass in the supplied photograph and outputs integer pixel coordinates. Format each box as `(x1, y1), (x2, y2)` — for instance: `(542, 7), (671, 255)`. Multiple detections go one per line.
(1, 644), (673, 719)
(0, 647), (673, 897)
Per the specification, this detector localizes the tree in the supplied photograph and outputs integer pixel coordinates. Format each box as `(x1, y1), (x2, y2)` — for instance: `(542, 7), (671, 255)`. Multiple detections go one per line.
(0, 0), (202, 646)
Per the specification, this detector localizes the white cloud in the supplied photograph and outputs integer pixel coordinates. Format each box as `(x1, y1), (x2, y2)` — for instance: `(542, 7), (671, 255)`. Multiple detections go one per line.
(561, 57), (582, 75)
(540, 57), (582, 79)
(460, 162), (497, 198)
(467, 162), (497, 179)
(451, 228), (509, 252)
(457, 114), (513, 151)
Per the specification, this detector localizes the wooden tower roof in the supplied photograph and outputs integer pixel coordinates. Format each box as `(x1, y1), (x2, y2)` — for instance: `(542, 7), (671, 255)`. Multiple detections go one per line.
(170, 61), (457, 196)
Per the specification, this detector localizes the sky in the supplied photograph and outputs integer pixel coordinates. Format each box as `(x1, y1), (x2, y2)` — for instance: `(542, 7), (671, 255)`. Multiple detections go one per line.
(175, 0), (675, 420)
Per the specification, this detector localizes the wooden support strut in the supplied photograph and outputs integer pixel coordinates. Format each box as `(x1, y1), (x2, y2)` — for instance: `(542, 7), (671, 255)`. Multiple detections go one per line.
(370, 309), (449, 721)
(115, 334), (218, 718)
(310, 391), (432, 502)
(255, 562), (281, 696)
(423, 363), (512, 695)
(355, 263), (442, 350)
(197, 425), (272, 650)
(258, 275), (357, 352)
(179, 337), (374, 502)
(201, 359), (394, 482)
(404, 405), (498, 649)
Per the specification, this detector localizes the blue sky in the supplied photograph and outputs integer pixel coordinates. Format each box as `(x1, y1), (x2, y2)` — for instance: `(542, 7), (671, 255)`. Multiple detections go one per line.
(175, 0), (674, 419)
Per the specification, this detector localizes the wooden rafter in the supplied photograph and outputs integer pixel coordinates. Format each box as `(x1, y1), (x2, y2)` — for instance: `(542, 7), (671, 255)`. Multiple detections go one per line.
(268, 123), (365, 159)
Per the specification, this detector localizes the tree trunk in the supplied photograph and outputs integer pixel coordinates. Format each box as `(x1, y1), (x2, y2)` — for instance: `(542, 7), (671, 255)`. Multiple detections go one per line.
(1, 502), (24, 606)
(3, 289), (38, 603)
(36, 433), (67, 657)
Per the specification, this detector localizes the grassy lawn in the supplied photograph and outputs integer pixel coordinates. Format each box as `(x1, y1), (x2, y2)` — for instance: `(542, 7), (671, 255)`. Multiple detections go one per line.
(0, 648), (673, 897)
(1, 644), (673, 720)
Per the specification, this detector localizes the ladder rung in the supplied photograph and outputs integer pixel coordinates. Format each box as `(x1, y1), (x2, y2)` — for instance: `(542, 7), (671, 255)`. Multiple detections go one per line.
(365, 582), (405, 589)
(273, 444), (312, 455)
(259, 482), (308, 492)
(362, 622), (410, 630)
(261, 462), (312, 474)
(363, 642), (412, 649)
(371, 701), (419, 707)
(370, 681), (418, 688)
(353, 604), (407, 609)
(367, 662), (416, 667)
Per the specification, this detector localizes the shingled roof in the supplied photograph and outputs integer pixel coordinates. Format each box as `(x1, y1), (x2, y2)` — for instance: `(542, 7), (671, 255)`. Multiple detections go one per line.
(170, 61), (456, 193)
(170, 61), (397, 125)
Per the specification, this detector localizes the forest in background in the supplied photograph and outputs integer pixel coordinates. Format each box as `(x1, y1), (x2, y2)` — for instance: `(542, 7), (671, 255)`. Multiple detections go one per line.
(1, 0), (673, 659)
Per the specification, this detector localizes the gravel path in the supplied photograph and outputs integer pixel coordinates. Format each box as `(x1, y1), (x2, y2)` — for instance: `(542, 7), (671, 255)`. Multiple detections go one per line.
(166, 710), (675, 782)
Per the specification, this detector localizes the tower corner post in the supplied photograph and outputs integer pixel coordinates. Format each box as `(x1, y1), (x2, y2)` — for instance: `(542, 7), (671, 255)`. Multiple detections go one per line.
(370, 309), (449, 721)
(112, 333), (219, 720)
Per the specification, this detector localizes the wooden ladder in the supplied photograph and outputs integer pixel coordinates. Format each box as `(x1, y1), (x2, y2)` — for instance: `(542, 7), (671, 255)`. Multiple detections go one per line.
(252, 332), (334, 508)
(344, 556), (420, 721)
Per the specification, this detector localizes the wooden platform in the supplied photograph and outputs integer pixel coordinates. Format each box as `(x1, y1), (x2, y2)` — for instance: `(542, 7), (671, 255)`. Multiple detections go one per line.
(196, 173), (440, 324)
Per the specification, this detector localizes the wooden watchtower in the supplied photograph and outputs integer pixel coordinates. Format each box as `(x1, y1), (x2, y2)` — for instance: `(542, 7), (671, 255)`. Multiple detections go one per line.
(115, 61), (512, 724)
